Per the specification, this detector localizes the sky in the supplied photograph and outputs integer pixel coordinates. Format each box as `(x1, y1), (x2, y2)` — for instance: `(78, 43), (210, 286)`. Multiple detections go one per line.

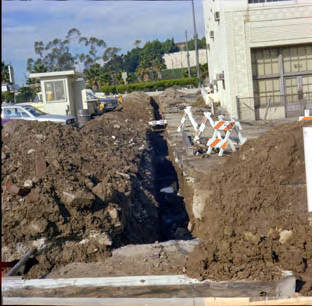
(2, 0), (205, 85)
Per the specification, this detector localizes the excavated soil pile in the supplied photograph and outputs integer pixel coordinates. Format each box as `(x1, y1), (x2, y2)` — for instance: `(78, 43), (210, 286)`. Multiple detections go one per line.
(186, 121), (312, 295)
(156, 88), (190, 114)
(156, 87), (216, 117)
(1, 92), (160, 278)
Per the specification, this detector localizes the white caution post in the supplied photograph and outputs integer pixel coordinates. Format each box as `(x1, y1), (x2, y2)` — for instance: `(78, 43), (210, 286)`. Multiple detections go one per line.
(194, 115), (209, 141)
(303, 127), (312, 214)
(177, 106), (199, 133)
(177, 107), (211, 142)
(148, 119), (167, 127)
(232, 119), (248, 145)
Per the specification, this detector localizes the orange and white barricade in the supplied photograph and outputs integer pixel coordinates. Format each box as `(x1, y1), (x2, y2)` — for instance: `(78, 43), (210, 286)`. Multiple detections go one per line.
(204, 112), (247, 156)
(299, 109), (312, 121)
(205, 113), (236, 156)
(205, 113), (247, 146)
(177, 108), (247, 155)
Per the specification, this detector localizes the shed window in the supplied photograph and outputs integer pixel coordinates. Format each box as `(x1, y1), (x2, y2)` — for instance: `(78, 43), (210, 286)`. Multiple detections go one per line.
(44, 80), (66, 102)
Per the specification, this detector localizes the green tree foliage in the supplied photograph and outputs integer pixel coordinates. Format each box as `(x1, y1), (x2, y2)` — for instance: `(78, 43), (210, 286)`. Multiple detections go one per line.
(1, 92), (14, 103)
(184, 37), (207, 51)
(1, 61), (11, 84)
(26, 29), (191, 89)
(183, 63), (209, 80)
(100, 77), (199, 94)
(15, 86), (38, 103)
(83, 38), (179, 87)
(2, 61), (15, 103)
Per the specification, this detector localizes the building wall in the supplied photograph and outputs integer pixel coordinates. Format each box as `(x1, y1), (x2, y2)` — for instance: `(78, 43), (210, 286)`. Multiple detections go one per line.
(163, 49), (208, 70)
(203, 0), (312, 119)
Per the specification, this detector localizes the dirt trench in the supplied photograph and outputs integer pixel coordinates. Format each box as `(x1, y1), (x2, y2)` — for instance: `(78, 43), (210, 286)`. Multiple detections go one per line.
(148, 98), (192, 241)
(1, 92), (192, 278)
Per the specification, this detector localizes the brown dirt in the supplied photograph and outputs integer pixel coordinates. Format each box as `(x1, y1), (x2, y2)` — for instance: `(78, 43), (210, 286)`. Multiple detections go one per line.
(185, 121), (312, 295)
(1, 92), (161, 278)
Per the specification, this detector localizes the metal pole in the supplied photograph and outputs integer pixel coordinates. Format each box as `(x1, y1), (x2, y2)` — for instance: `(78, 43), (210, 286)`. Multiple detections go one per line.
(205, 43), (209, 78)
(185, 30), (191, 78)
(191, 0), (200, 80)
(7, 248), (36, 276)
(236, 96), (241, 121)
(303, 127), (312, 214)
(8, 64), (16, 104)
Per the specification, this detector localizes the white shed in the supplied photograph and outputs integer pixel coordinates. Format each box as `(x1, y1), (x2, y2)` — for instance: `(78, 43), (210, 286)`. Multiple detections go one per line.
(29, 70), (85, 117)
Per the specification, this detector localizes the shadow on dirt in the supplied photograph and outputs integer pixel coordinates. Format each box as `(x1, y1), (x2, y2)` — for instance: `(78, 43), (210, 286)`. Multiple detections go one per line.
(148, 98), (192, 241)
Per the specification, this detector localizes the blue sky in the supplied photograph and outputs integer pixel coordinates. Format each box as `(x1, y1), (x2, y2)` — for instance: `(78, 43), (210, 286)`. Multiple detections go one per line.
(2, 0), (205, 85)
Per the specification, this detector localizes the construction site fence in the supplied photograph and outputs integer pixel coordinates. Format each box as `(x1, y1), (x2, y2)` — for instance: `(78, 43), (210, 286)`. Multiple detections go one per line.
(236, 92), (312, 120)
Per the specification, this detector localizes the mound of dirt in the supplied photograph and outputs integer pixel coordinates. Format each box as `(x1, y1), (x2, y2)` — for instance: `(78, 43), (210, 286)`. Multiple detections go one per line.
(186, 121), (312, 295)
(156, 88), (189, 112)
(1, 92), (160, 278)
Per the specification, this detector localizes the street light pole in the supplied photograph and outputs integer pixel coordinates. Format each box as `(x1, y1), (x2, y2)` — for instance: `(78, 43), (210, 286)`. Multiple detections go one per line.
(191, 0), (200, 81)
(185, 30), (191, 78)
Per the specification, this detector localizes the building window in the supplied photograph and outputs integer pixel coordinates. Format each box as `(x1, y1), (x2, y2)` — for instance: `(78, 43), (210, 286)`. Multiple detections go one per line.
(44, 80), (66, 102)
(248, 0), (290, 3)
(251, 44), (312, 107)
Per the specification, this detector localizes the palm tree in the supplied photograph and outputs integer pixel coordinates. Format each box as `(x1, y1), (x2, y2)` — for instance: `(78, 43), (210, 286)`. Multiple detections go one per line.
(136, 64), (151, 82)
(152, 58), (164, 80)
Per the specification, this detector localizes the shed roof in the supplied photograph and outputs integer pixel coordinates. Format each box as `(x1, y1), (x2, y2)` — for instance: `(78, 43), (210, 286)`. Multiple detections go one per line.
(29, 70), (84, 79)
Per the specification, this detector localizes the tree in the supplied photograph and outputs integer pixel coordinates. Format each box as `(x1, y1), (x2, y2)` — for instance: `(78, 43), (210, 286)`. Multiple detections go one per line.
(1, 61), (10, 84)
(1, 92), (14, 103)
(162, 38), (179, 53)
(1, 61), (15, 103)
(26, 28), (118, 73)
(185, 37), (207, 51)
(122, 38), (179, 78)
(83, 63), (102, 92)
(151, 58), (164, 80)
(16, 86), (37, 103)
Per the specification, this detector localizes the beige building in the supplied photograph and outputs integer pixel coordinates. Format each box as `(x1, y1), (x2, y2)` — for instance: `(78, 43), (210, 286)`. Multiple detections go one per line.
(203, 0), (312, 120)
(163, 49), (208, 70)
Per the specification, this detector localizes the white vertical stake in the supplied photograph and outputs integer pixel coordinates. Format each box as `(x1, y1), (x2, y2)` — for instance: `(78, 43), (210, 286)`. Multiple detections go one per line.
(303, 127), (312, 213)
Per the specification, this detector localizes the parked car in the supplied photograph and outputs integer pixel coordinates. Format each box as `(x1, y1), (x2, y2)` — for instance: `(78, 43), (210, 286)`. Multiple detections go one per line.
(1, 104), (76, 125)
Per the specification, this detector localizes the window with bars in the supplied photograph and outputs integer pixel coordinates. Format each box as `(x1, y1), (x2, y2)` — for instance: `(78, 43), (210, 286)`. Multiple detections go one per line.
(248, 0), (290, 3)
(251, 44), (312, 107)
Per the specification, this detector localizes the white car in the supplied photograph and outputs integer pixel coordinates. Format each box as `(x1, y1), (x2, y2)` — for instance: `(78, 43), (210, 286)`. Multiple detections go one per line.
(1, 104), (76, 125)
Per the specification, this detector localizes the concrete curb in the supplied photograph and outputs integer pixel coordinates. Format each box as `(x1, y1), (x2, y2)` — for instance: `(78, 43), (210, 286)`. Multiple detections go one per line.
(3, 296), (312, 306)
